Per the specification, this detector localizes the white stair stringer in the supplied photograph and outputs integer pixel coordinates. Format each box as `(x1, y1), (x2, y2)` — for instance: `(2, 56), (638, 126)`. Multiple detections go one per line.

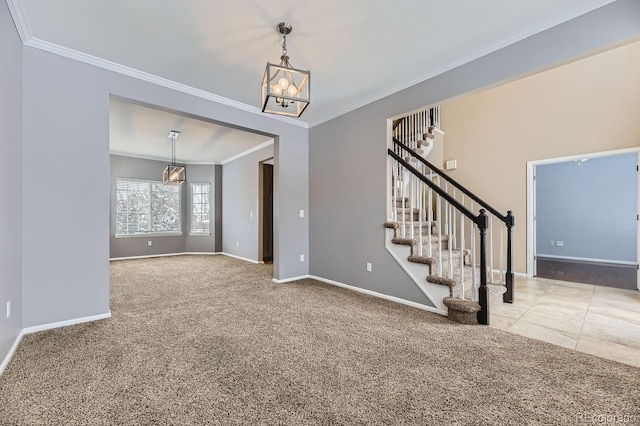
(385, 227), (449, 314)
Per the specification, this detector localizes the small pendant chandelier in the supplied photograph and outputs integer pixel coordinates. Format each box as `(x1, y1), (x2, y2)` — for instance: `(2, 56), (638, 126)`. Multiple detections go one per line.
(261, 22), (310, 118)
(163, 130), (186, 185)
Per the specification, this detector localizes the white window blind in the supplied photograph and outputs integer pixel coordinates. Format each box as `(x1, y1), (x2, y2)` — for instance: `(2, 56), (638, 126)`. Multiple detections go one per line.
(116, 179), (181, 236)
(191, 183), (211, 235)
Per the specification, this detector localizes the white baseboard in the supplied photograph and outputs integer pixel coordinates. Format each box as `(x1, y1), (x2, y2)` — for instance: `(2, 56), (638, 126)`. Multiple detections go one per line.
(110, 252), (219, 261)
(22, 311), (112, 335)
(0, 331), (24, 376)
(272, 275), (311, 284)
(535, 254), (636, 266)
(0, 311), (112, 377)
(218, 252), (261, 264)
(305, 275), (446, 316)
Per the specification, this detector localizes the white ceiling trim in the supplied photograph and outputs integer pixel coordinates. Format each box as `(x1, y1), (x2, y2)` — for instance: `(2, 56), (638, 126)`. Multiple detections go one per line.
(220, 139), (274, 165)
(109, 150), (209, 165)
(307, 0), (617, 128)
(5, 0), (31, 42)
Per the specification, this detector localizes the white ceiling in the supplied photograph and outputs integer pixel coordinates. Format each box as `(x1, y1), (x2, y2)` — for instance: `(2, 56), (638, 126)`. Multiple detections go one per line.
(109, 98), (273, 164)
(11, 0), (615, 128)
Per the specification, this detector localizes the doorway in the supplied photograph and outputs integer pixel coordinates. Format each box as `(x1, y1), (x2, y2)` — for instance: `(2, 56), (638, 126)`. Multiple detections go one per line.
(260, 160), (274, 263)
(527, 149), (639, 290)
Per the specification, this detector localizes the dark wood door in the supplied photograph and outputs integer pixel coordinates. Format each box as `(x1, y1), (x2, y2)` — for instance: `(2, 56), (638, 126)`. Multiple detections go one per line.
(263, 164), (274, 262)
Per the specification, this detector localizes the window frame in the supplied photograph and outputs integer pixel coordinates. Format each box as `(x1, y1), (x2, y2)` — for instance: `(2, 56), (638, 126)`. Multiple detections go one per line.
(190, 182), (211, 236)
(115, 178), (183, 238)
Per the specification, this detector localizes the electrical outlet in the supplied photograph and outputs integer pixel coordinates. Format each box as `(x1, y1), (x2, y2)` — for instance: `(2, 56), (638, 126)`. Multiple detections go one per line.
(236, 241), (239, 247)
(556, 241), (564, 247)
(366, 262), (372, 272)
(148, 240), (152, 247)
(300, 254), (304, 262)
(6, 301), (10, 319)
(299, 209), (305, 218)
(549, 241), (555, 246)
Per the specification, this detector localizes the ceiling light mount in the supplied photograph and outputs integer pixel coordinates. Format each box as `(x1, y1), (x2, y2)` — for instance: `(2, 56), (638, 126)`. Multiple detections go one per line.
(163, 130), (186, 185)
(261, 21), (310, 118)
(276, 22), (292, 36)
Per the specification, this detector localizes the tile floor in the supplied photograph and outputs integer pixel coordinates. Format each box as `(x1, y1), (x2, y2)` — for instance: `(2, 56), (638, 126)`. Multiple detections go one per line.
(490, 277), (640, 368)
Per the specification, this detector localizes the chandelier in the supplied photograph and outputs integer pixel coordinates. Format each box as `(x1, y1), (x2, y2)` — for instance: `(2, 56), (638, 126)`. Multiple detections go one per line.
(261, 22), (310, 118)
(163, 130), (186, 185)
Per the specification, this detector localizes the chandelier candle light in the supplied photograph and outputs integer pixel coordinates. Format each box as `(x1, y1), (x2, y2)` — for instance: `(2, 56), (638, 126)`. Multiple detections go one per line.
(261, 22), (310, 117)
(163, 130), (186, 185)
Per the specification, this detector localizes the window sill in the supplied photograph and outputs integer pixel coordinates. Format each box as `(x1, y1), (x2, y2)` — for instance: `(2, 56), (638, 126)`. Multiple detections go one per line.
(115, 232), (183, 239)
(189, 232), (212, 237)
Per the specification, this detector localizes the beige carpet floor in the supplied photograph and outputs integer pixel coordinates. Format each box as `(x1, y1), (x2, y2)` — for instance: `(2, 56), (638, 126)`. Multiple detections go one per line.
(1, 255), (638, 425)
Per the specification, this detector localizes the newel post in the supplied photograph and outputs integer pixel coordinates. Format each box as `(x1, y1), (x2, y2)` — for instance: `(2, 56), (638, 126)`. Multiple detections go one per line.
(504, 211), (515, 304)
(477, 209), (490, 325)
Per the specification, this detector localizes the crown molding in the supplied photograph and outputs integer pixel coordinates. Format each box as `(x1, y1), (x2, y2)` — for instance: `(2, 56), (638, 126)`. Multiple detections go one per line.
(220, 139), (274, 165)
(111, 138), (274, 165)
(6, 0), (32, 43)
(307, 0), (617, 128)
(19, 36), (309, 129)
(109, 151), (221, 165)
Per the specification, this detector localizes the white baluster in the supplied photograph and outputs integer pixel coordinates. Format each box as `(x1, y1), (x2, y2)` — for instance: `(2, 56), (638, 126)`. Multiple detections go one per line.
(452, 188), (457, 249)
(427, 182), (433, 258)
(471, 223), (477, 301)
(489, 216), (494, 282)
(392, 160), (397, 222)
(448, 202), (453, 279)
(401, 164), (406, 238)
(500, 226), (505, 285)
(436, 185), (442, 276)
(418, 178), (423, 256)
(410, 169), (415, 239)
(460, 207), (465, 300)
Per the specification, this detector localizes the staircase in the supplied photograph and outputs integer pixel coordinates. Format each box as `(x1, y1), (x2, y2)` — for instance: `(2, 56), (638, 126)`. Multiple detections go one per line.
(386, 107), (515, 325)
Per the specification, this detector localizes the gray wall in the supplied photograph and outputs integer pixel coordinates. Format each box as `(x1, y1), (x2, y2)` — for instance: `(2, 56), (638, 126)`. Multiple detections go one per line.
(22, 46), (308, 328)
(109, 155), (216, 258)
(0, 0), (23, 365)
(222, 145), (274, 262)
(309, 0), (640, 304)
(536, 153), (637, 263)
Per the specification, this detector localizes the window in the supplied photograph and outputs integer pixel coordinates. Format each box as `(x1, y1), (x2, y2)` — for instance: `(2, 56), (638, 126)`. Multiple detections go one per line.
(116, 179), (181, 236)
(191, 183), (211, 235)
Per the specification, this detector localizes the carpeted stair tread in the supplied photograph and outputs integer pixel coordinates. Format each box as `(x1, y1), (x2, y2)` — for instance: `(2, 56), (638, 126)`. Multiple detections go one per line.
(395, 221), (438, 229)
(443, 297), (481, 313)
(384, 222), (399, 229)
(443, 297), (481, 325)
(391, 237), (416, 246)
(416, 234), (449, 244)
(423, 132), (435, 140)
(407, 255), (435, 265)
(426, 275), (455, 288)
